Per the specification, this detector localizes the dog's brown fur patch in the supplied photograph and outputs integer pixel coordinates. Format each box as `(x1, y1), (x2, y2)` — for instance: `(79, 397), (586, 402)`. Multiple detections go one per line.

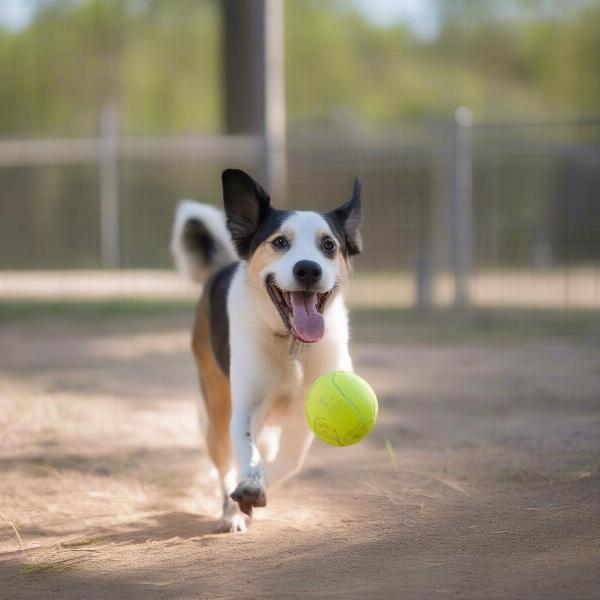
(192, 290), (232, 476)
(246, 230), (291, 292)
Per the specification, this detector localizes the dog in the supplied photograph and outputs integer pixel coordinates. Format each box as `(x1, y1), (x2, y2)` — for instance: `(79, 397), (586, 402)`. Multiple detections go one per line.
(171, 169), (362, 532)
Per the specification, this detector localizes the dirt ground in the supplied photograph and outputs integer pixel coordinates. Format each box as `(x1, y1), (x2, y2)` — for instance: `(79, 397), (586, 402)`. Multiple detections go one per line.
(0, 306), (599, 599)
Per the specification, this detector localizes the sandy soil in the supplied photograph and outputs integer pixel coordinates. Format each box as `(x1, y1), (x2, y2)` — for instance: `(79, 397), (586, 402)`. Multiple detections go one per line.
(0, 312), (599, 599)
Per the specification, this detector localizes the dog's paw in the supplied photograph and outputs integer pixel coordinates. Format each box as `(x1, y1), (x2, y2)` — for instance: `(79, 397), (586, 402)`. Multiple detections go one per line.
(231, 479), (267, 516)
(213, 513), (247, 534)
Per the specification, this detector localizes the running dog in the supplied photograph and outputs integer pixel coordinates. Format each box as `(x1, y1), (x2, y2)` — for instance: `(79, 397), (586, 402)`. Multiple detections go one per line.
(171, 169), (362, 532)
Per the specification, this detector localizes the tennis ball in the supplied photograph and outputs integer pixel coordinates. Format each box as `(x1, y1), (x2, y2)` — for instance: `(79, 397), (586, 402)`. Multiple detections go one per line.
(305, 371), (378, 446)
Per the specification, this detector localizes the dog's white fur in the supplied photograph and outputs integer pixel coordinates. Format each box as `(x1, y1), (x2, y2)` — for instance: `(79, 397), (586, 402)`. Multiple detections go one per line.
(173, 201), (354, 532)
(228, 247), (353, 483)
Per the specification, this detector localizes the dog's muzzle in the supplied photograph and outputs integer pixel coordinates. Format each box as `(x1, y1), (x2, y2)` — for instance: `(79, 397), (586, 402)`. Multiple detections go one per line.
(266, 275), (334, 343)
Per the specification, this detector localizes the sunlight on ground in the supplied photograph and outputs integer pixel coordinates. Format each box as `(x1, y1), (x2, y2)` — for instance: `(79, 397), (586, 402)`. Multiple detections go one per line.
(0, 269), (598, 309)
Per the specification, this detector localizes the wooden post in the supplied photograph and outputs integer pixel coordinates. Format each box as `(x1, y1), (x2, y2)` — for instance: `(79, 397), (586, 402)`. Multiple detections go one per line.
(261, 0), (287, 203)
(222, 0), (287, 201)
(222, 0), (263, 135)
(99, 103), (120, 269)
(450, 107), (474, 309)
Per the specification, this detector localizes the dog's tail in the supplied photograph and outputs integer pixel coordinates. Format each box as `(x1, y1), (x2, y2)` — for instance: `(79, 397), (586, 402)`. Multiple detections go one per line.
(170, 200), (237, 283)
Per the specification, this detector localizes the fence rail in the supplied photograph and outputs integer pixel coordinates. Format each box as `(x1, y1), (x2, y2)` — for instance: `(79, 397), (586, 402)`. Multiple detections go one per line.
(0, 134), (258, 166)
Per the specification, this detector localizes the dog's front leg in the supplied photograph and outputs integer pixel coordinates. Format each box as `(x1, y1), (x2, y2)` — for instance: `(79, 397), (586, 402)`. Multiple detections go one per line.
(228, 345), (276, 516)
(230, 402), (267, 516)
(269, 334), (353, 486)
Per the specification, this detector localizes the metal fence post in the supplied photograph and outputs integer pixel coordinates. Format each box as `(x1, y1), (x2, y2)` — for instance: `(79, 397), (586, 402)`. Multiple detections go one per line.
(415, 246), (433, 311)
(415, 161), (433, 311)
(450, 107), (474, 309)
(99, 103), (120, 269)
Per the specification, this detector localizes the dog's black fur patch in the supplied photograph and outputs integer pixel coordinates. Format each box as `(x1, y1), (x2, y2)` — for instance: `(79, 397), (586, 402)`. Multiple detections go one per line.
(247, 209), (293, 256)
(208, 261), (238, 374)
(182, 217), (217, 266)
(324, 177), (363, 257)
(222, 168), (293, 259)
(222, 169), (271, 258)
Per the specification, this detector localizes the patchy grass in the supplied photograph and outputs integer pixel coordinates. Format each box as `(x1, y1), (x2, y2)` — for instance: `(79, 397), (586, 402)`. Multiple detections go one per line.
(21, 555), (88, 575)
(350, 307), (600, 344)
(0, 300), (598, 344)
(0, 299), (195, 322)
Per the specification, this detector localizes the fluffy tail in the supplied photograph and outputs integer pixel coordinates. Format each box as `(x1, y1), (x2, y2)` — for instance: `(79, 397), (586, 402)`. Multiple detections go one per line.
(170, 200), (237, 282)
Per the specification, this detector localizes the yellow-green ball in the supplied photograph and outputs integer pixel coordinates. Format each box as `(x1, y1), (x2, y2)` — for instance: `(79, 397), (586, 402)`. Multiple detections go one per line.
(305, 371), (378, 446)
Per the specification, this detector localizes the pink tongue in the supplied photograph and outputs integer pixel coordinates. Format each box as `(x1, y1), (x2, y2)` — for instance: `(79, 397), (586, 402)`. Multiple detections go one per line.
(289, 292), (324, 343)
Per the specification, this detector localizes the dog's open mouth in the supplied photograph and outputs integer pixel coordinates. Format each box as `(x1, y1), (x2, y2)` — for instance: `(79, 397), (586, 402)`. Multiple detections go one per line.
(266, 276), (333, 343)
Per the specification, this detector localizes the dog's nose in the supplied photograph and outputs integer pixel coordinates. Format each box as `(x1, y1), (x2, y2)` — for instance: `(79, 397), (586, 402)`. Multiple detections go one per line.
(293, 260), (322, 286)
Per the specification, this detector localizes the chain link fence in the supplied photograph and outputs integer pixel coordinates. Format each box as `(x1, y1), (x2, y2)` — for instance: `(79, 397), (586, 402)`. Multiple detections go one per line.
(1, 113), (599, 309)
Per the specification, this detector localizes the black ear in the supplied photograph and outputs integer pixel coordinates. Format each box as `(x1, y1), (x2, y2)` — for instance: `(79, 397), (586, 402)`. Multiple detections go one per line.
(222, 169), (271, 258)
(329, 177), (363, 256)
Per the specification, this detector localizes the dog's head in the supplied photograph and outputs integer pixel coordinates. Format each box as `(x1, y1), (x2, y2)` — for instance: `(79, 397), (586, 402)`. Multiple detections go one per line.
(222, 169), (362, 344)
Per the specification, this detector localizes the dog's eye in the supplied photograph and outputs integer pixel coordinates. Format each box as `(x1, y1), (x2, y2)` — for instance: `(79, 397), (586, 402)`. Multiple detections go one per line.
(271, 236), (290, 251)
(321, 237), (336, 254)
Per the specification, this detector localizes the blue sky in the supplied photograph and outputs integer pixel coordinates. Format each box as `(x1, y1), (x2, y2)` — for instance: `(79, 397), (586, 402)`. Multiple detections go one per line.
(0, 0), (438, 36)
(0, 0), (36, 31)
(353, 0), (437, 37)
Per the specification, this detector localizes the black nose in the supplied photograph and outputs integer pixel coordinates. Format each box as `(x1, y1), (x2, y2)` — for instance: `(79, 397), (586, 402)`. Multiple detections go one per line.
(293, 260), (322, 286)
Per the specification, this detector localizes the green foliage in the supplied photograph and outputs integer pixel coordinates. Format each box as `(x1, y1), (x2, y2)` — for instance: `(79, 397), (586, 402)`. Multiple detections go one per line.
(0, 0), (599, 136)
(0, 0), (221, 135)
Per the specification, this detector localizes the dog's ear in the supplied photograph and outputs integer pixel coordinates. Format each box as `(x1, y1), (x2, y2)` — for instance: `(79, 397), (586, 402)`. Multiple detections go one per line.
(328, 177), (362, 256)
(222, 169), (271, 258)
